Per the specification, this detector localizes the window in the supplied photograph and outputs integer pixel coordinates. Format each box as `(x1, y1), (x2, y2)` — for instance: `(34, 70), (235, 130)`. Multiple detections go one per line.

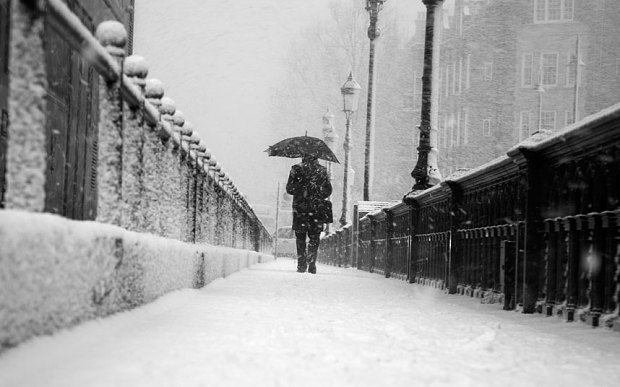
(445, 65), (450, 97)
(548, 0), (562, 21)
(456, 110), (461, 146)
(534, 0), (574, 23)
(462, 109), (469, 144)
(458, 58), (463, 94)
(566, 53), (576, 86)
(541, 53), (558, 86)
(563, 0), (574, 20)
(452, 62), (458, 95)
(483, 119), (491, 137)
(442, 117), (447, 148)
(540, 111), (556, 130)
(484, 62), (493, 81)
(522, 53), (533, 87)
(534, 0), (546, 22)
(565, 110), (574, 126)
(519, 111), (531, 140)
(465, 54), (471, 89)
(449, 113), (455, 147)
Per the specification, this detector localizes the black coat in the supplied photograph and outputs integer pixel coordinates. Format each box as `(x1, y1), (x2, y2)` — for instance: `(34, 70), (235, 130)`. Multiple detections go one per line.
(286, 160), (332, 232)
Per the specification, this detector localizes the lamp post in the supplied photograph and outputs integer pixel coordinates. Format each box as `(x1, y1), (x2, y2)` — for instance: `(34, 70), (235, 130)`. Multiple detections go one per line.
(411, 0), (444, 191)
(340, 72), (361, 227)
(363, 0), (387, 201)
(323, 108), (339, 234)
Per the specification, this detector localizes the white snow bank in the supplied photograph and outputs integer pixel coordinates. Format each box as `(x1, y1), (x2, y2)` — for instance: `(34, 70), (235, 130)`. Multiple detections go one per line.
(0, 210), (273, 351)
(0, 258), (618, 387)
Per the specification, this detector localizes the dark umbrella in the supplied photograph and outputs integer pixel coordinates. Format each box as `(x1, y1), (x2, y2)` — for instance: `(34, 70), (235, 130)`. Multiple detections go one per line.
(265, 135), (340, 163)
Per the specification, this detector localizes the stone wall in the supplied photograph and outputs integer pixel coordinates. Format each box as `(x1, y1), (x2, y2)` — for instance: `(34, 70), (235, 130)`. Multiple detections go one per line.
(0, 210), (273, 352)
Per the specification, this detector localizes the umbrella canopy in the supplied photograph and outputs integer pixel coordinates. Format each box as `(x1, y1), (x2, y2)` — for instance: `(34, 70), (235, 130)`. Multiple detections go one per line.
(265, 135), (340, 163)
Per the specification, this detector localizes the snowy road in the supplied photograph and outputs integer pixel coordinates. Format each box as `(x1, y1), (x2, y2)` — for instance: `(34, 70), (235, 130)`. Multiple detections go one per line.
(1, 259), (619, 387)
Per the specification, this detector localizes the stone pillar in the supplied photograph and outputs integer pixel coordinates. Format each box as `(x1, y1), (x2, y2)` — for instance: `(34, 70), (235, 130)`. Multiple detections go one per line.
(172, 109), (191, 241)
(205, 156), (218, 245)
(95, 21), (127, 226)
(193, 140), (210, 243)
(185, 128), (202, 243)
(142, 78), (165, 236)
(5, 0), (47, 211)
(411, 0), (444, 191)
(176, 114), (194, 242)
(122, 54), (149, 231)
(159, 96), (181, 239)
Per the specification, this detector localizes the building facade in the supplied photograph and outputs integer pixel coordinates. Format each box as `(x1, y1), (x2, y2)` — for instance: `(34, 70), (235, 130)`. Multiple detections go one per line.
(412, 0), (620, 177)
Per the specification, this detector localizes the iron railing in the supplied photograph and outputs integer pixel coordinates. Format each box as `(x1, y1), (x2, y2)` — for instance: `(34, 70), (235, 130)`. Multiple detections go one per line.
(321, 102), (620, 329)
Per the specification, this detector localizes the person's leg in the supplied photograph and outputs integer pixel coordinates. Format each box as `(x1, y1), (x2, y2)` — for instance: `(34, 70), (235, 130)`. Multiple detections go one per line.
(306, 232), (321, 274)
(295, 230), (307, 272)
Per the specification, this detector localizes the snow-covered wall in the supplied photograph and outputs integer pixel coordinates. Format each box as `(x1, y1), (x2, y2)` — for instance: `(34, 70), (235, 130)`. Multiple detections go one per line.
(0, 210), (274, 352)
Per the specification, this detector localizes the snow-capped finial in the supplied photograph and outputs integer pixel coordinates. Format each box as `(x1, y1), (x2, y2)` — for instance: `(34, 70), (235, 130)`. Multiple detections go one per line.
(95, 21), (127, 56)
(185, 121), (198, 140)
(208, 155), (217, 168)
(188, 129), (201, 145)
(124, 55), (149, 88)
(145, 79), (164, 107)
(172, 110), (185, 127)
(159, 97), (176, 116)
(192, 139), (207, 153)
(201, 146), (212, 160)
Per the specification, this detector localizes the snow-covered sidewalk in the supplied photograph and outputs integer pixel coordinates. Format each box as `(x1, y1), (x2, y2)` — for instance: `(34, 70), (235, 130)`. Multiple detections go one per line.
(1, 258), (618, 387)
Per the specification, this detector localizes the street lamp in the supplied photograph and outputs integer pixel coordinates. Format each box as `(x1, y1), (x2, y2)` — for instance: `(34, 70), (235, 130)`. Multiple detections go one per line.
(411, 0), (444, 192)
(322, 108), (339, 234)
(363, 0), (387, 201)
(340, 72), (361, 227)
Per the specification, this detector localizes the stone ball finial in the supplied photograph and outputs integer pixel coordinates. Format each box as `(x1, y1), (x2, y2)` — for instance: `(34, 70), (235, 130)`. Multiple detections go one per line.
(201, 146), (211, 159)
(159, 97), (176, 116)
(145, 78), (164, 102)
(172, 110), (185, 126)
(190, 133), (200, 144)
(200, 142), (208, 153)
(95, 21), (127, 54)
(184, 120), (194, 133)
(209, 156), (217, 167)
(124, 55), (149, 79)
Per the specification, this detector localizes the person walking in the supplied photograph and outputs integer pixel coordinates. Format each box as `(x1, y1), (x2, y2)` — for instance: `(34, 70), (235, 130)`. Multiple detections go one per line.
(286, 155), (332, 274)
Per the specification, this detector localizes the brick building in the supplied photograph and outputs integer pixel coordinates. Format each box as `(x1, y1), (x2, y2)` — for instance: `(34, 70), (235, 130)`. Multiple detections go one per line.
(411, 0), (620, 176)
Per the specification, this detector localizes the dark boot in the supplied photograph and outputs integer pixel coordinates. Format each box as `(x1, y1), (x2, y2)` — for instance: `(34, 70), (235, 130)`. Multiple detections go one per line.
(306, 232), (319, 274)
(297, 257), (307, 273)
(308, 261), (316, 274)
